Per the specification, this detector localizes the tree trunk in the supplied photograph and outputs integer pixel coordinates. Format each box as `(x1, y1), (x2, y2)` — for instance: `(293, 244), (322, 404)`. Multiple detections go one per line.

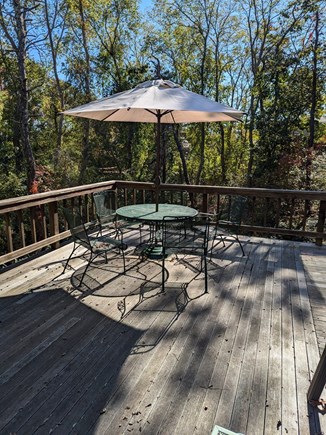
(13, 0), (36, 191)
(173, 125), (190, 185)
(78, 0), (91, 183)
(219, 124), (226, 183)
(44, 0), (66, 167)
(306, 10), (319, 190)
(196, 123), (206, 185)
(247, 92), (257, 187)
(162, 125), (167, 184)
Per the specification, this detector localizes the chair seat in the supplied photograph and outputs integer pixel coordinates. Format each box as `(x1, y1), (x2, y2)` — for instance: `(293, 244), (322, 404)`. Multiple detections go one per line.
(89, 234), (125, 250)
(201, 196), (247, 257)
(161, 216), (210, 293)
(116, 219), (143, 230)
(62, 206), (126, 287)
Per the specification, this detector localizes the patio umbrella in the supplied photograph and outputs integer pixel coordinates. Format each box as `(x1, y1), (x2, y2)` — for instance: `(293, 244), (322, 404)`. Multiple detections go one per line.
(63, 79), (244, 209)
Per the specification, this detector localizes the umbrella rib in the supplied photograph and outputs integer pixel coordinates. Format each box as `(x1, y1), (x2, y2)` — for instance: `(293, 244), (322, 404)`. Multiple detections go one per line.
(145, 109), (173, 118)
(222, 112), (244, 121)
(171, 112), (177, 124)
(100, 109), (120, 122)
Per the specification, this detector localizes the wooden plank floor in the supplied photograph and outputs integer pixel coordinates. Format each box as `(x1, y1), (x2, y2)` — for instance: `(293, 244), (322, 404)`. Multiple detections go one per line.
(0, 232), (325, 435)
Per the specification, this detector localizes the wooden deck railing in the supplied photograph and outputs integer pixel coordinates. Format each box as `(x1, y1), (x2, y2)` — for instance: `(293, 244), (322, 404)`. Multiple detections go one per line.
(0, 179), (325, 265)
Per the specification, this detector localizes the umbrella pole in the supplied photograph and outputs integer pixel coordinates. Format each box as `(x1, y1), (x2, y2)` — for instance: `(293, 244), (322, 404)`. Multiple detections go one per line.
(155, 112), (162, 212)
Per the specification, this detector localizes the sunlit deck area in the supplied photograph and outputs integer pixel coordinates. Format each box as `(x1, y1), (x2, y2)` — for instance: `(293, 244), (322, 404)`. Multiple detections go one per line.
(0, 231), (325, 435)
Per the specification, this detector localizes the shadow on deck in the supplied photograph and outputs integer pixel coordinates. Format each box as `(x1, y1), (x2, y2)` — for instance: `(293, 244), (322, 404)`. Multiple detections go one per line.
(0, 235), (325, 434)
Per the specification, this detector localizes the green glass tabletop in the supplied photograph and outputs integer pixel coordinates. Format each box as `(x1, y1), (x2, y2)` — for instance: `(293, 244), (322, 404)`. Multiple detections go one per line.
(116, 203), (198, 222)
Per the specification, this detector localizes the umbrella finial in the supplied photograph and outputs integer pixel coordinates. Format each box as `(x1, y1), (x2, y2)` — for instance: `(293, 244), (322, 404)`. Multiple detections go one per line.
(151, 57), (162, 80)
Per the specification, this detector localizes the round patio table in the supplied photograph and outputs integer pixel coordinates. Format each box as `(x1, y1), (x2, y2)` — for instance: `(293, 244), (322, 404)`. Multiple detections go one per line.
(116, 203), (198, 222)
(116, 203), (198, 258)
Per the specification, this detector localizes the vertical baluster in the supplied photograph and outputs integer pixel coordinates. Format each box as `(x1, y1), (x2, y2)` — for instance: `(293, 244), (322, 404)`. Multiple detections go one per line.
(289, 198), (295, 229)
(251, 197), (256, 225)
(181, 191), (185, 205)
(302, 199), (309, 231)
(85, 195), (90, 223)
(49, 201), (60, 249)
(216, 194), (220, 216)
(41, 205), (47, 239)
(122, 187), (127, 206)
(17, 210), (26, 247)
(275, 198), (281, 228)
(202, 193), (208, 213)
(78, 196), (83, 217)
(63, 199), (68, 230)
(264, 198), (270, 227)
(5, 213), (13, 252)
(30, 208), (37, 243)
(316, 200), (326, 246)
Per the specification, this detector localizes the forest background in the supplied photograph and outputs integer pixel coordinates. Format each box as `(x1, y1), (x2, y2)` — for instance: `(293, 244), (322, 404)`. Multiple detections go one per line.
(0, 0), (325, 200)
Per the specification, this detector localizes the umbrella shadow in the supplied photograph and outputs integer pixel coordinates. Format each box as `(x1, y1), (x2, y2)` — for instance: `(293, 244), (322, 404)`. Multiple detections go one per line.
(127, 261), (209, 354)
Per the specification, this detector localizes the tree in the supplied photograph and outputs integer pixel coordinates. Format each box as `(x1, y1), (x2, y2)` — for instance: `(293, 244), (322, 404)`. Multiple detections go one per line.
(42, 0), (68, 166)
(0, 0), (39, 191)
(305, 5), (324, 189)
(240, 0), (309, 186)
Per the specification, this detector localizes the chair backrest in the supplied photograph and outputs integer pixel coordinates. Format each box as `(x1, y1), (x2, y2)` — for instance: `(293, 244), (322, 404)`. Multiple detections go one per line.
(63, 207), (91, 250)
(162, 216), (209, 251)
(218, 195), (247, 226)
(161, 216), (187, 247)
(93, 190), (116, 225)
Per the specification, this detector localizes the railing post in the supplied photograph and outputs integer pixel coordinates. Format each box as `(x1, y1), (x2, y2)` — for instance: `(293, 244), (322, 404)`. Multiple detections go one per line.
(48, 201), (60, 249)
(316, 200), (326, 246)
(18, 210), (26, 247)
(5, 213), (13, 253)
(202, 193), (208, 213)
(41, 205), (47, 239)
(123, 188), (127, 206)
(85, 195), (90, 223)
(307, 346), (326, 402)
(30, 208), (37, 243)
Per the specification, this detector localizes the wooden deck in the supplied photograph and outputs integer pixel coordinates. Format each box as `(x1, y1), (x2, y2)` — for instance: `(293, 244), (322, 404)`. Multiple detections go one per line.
(0, 232), (325, 435)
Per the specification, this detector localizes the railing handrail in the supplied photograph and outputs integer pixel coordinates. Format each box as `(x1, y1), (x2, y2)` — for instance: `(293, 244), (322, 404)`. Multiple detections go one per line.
(115, 180), (326, 200)
(0, 180), (117, 214)
(1, 181), (326, 213)
(0, 179), (325, 266)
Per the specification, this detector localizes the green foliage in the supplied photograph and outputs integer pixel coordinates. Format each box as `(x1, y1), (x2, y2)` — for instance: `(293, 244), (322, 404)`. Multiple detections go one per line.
(0, 172), (26, 199)
(0, 0), (325, 197)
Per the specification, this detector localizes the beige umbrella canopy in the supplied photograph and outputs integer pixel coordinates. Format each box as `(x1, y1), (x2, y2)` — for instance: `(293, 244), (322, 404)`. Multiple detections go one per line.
(63, 79), (243, 123)
(63, 79), (244, 207)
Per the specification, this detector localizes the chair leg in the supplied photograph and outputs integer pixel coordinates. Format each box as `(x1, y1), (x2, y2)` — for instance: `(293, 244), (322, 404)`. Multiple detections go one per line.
(204, 253), (208, 293)
(120, 246), (126, 273)
(236, 236), (245, 256)
(229, 235), (245, 256)
(162, 249), (165, 293)
(209, 237), (218, 260)
(62, 242), (78, 274)
(78, 254), (94, 287)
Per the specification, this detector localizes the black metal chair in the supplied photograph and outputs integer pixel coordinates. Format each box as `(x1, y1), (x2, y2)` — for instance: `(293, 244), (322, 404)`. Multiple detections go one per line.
(93, 190), (118, 235)
(160, 215), (210, 294)
(62, 206), (126, 287)
(93, 190), (143, 240)
(208, 195), (247, 257)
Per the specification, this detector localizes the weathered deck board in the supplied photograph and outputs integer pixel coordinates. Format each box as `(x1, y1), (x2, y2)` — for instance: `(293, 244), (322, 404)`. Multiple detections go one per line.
(0, 234), (325, 435)
(246, 239), (275, 435)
